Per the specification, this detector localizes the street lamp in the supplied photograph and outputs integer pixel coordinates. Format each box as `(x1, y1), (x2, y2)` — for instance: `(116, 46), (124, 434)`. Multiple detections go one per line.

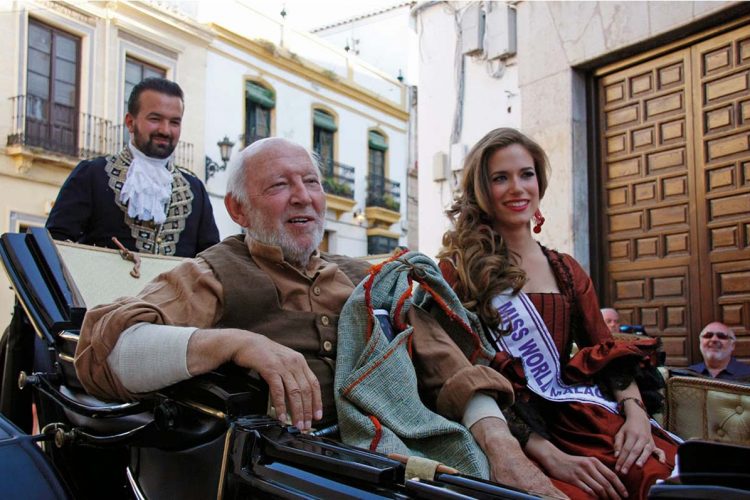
(205, 135), (235, 181)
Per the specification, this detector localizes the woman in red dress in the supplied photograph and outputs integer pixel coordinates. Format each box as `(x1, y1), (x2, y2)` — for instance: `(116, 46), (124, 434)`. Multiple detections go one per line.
(436, 128), (677, 499)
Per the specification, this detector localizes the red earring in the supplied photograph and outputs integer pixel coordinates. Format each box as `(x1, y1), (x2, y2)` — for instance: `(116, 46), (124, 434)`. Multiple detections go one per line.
(533, 209), (545, 234)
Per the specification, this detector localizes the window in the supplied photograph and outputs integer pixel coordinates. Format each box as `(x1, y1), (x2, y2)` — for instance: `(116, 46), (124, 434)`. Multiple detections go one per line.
(366, 131), (399, 211)
(245, 81), (274, 146)
(368, 130), (387, 178)
(123, 56), (166, 143)
(368, 235), (398, 255)
(25, 19), (80, 155)
(313, 109), (336, 173)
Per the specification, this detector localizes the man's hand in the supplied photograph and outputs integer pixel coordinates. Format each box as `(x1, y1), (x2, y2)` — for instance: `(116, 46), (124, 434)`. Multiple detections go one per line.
(526, 433), (627, 499)
(471, 417), (568, 499)
(187, 328), (322, 431)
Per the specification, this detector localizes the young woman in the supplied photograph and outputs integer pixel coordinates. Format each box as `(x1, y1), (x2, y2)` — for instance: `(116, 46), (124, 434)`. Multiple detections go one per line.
(437, 128), (677, 499)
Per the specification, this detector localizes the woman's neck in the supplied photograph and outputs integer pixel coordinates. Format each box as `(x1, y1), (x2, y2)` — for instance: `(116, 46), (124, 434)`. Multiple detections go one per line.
(498, 226), (537, 255)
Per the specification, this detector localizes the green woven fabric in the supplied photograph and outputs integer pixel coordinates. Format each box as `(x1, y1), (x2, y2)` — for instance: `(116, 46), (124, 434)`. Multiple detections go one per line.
(335, 251), (497, 478)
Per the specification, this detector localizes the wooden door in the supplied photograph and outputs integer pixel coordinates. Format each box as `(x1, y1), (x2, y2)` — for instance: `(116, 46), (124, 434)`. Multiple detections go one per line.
(691, 26), (750, 360)
(597, 24), (750, 365)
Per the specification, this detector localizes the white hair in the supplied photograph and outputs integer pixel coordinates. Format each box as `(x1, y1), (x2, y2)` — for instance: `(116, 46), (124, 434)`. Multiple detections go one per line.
(225, 139), (323, 206)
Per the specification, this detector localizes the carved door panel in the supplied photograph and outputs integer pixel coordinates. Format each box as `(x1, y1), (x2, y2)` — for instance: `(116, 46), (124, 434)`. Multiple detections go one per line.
(691, 25), (750, 360)
(597, 24), (750, 365)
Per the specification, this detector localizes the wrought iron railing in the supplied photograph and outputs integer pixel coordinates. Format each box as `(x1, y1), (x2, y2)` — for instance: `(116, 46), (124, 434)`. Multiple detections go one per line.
(7, 95), (195, 170)
(321, 159), (355, 200)
(366, 173), (401, 211)
(7, 95), (113, 158)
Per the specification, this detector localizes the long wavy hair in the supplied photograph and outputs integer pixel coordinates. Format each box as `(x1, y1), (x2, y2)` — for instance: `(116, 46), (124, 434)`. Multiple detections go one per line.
(438, 128), (550, 331)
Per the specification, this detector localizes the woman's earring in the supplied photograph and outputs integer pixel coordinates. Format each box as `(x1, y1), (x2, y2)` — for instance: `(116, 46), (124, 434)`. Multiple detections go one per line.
(533, 209), (545, 234)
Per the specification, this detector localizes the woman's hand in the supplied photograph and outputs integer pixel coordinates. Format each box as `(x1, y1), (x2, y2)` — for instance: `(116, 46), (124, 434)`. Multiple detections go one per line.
(526, 433), (628, 499)
(613, 399), (666, 474)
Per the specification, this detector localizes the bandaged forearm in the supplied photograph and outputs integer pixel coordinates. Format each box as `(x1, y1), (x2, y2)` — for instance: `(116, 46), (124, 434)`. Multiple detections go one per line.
(462, 392), (506, 429)
(107, 323), (195, 393)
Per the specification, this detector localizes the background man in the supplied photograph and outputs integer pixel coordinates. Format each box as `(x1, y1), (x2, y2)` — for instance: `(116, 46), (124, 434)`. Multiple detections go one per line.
(688, 321), (750, 381)
(74, 138), (562, 497)
(601, 308), (620, 335)
(46, 77), (218, 257)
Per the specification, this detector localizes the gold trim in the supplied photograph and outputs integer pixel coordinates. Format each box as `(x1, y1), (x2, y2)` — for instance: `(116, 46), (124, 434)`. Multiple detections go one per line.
(596, 15), (750, 77)
(325, 193), (356, 220)
(216, 427), (234, 500)
(364, 206), (401, 226)
(58, 352), (75, 363)
(212, 24), (409, 121)
(366, 227), (400, 239)
(59, 332), (79, 343)
(210, 51), (407, 133)
(181, 399), (226, 420)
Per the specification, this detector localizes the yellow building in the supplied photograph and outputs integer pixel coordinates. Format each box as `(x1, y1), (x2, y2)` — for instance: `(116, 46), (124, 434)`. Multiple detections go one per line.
(0, 1), (213, 319)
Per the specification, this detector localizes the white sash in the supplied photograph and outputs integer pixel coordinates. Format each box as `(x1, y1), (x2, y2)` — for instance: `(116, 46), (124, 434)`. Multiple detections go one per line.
(490, 291), (619, 412)
(489, 290), (683, 443)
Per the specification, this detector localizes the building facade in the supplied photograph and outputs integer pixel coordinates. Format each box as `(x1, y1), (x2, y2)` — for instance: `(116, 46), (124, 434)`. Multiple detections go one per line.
(414, 1), (750, 365)
(0, 0), (410, 319)
(195, 1), (410, 258)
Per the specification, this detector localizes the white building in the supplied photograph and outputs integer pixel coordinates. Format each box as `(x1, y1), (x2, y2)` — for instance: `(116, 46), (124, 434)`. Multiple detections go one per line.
(195, 2), (410, 258)
(414, 1), (750, 365)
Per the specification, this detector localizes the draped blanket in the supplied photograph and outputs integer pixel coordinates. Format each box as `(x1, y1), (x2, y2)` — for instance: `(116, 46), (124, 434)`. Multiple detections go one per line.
(334, 251), (498, 478)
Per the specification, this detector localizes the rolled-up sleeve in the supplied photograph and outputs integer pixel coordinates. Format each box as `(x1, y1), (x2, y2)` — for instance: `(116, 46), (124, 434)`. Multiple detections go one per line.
(74, 258), (222, 401)
(409, 305), (514, 421)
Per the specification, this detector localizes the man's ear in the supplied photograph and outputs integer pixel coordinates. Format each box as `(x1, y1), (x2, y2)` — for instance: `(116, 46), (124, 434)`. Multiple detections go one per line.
(225, 194), (248, 228)
(125, 113), (135, 135)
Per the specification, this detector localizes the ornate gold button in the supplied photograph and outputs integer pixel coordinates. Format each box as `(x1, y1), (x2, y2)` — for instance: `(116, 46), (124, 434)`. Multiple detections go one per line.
(321, 315), (330, 326)
(156, 237), (163, 244)
(323, 340), (333, 352)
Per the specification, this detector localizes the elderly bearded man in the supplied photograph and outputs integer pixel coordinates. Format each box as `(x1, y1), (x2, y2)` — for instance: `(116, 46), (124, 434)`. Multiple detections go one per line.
(46, 77), (218, 257)
(689, 322), (750, 381)
(74, 138), (564, 498)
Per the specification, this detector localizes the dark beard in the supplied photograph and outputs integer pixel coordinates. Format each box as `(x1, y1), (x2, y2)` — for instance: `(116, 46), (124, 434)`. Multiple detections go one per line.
(136, 134), (176, 159)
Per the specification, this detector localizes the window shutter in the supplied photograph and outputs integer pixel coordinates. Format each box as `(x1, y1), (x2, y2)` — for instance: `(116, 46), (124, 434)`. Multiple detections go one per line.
(368, 131), (388, 151)
(313, 109), (337, 132)
(246, 81), (275, 108)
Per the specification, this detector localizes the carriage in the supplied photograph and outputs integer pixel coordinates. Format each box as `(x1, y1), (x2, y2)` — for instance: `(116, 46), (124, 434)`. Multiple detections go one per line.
(0, 228), (747, 499)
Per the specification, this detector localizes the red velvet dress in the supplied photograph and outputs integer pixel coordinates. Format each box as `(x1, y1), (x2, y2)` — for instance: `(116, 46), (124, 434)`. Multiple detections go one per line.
(442, 249), (677, 499)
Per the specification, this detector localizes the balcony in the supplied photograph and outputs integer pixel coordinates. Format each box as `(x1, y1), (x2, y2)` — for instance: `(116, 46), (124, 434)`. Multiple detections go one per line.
(365, 173), (401, 230)
(6, 95), (195, 172)
(321, 159), (356, 219)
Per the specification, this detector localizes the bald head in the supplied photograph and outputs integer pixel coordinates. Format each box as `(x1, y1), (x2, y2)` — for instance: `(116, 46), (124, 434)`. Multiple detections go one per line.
(226, 138), (320, 205)
(224, 137), (326, 268)
(601, 308), (620, 334)
(699, 321), (736, 372)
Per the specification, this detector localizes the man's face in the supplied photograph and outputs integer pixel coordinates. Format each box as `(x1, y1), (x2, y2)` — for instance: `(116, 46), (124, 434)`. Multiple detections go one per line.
(125, 90), (183, 159)
(699, 322), (736, 367)
(602, 309), (620, 334)
(239, 143), (326, 267)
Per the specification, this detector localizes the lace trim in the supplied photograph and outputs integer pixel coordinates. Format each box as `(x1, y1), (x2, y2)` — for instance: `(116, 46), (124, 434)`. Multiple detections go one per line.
(104, 148), (194, 256)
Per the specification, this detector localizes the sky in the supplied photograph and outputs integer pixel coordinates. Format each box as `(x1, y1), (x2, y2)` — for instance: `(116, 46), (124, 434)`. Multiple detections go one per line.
(245, 0), (406, 31)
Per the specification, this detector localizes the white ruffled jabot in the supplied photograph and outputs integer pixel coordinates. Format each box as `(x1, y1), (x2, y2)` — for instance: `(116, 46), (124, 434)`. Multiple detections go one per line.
(120, 142), (173, 224)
